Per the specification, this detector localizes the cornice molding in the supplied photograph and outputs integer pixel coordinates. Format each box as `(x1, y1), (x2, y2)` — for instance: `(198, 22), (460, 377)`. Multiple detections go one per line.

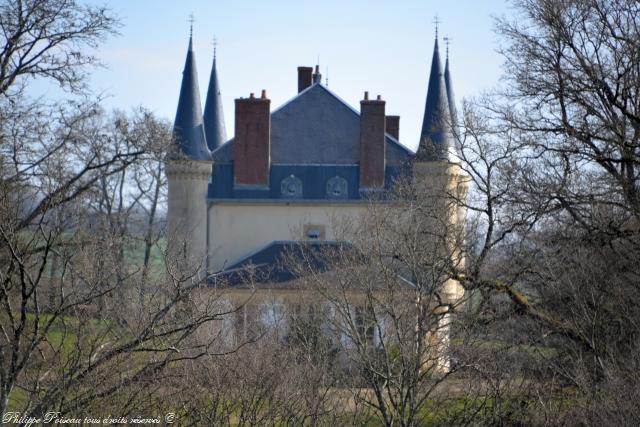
(166, 160), (212, 180)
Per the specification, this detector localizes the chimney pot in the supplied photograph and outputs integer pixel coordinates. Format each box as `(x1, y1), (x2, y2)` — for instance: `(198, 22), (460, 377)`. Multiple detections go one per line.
(377, 95), (382, 101)
(364, 91), (369, 101)
(312, 65), (322, 84)
(250, 92), (255, 99)
(261, 89), (266, 99)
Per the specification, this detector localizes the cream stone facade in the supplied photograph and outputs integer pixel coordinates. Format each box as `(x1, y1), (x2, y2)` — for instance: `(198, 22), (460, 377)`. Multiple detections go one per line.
(166, 32), (467, 371)
(207, 201), (369, 272)
(166, 160), (211, 268)
(413, 161), (469, 303)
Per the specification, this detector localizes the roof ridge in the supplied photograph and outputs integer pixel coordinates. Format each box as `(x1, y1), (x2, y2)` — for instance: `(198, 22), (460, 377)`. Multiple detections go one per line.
(385, 134), (414, 154)
(314, 83), (361, 117)
(269, 82), (360, 117)
(226, 239), (342, 270)
(211, 81), (414, 163)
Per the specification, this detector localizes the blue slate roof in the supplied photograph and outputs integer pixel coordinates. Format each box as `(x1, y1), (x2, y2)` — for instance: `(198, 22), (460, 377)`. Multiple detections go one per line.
(173, 36), (212, 161)
(444, 55), (457, 132)
(203, 56), (227, 152)
(417, 38), (455, 162)
(209, 83), (414, 201)
(209, 240), (350, 286)
(212, 83), (412, 165)
(444, 54), (462, 155)
(208, 239), (416, 288)
(208, 163), (412, 200)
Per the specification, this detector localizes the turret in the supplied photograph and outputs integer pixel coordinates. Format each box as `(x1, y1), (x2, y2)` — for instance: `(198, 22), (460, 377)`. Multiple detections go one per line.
(203, 43), (227, 152)
(414, 33), (468, 275)
(414, 35), (469, 374)
(166, 31), (212, 275)
(416, 37), (455, 162)
(444, 41), (461, 160)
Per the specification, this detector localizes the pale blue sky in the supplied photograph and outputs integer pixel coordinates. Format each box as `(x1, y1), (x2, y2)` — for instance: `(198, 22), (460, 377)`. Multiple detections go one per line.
(75, 0), (511, 152)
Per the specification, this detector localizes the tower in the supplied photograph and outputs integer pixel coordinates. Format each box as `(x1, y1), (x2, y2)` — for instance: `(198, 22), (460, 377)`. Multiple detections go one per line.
(417, 36), (454, 162)
(203, 40), (227, 152)
(414, 35), (468, 372)
(414, 34), (467, 261)
(166, 32), (212, 274)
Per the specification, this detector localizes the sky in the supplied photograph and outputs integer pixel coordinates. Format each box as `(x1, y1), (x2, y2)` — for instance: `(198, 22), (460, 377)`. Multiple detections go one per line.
(69, 0), (512, 153)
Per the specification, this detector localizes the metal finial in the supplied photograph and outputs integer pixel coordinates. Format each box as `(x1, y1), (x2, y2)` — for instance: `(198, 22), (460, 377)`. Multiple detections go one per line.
(433, 15), (441, 38)
(444, 35), (452, 58)
(188, 13), (195, 37)
(213, 36), (217, 59)
(325, 66), (329, 87)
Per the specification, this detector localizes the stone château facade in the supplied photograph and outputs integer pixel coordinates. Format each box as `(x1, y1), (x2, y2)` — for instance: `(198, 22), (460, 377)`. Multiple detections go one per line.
(165, 30), (467, 368)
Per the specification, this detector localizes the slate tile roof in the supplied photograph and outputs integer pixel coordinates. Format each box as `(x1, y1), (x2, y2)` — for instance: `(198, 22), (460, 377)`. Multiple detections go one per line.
(211, 83), (413, 166)
(173, 36), (212, 161)
(203, 56), (227, 152)
(209, 240), (350, 286)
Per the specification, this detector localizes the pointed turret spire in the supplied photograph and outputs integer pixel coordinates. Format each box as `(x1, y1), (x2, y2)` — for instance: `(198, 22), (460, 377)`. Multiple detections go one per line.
(417, 36), (454, 161)
(203, 38), (227, 152)
(173, 31), (211, 161)
(443, 41), (461, 154)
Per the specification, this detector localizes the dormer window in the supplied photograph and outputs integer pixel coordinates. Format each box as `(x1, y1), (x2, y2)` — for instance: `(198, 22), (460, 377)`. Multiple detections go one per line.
(307, 229), (321, 239)
(303, 224), (326, 240)
(281, 175), (303, 198)
(326, 176), (348, 199)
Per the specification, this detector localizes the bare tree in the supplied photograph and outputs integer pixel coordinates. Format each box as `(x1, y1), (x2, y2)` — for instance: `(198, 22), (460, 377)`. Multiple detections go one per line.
(267, 174), (469, 427)
(0, 0), (118, 98)
(435, 1), (640, 423)
(82, 108), (170, 306)
(0, 1), (241, 420)
(495, 0), (640, 224)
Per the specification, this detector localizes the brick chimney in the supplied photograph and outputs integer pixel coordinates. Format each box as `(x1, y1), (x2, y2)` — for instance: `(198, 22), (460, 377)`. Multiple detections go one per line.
(359, 92), (386, 189)
(385, 115), (400, 140)
(234, 90), (271, 187)
(297, 66), (313, 93)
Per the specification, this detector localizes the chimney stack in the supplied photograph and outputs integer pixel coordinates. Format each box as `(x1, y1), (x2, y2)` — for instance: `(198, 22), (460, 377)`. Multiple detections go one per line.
(297, 66), (313, 93)
(359, 92), (386, 189)
(234, 90), (271, 187)
(385, 115), (400, 140)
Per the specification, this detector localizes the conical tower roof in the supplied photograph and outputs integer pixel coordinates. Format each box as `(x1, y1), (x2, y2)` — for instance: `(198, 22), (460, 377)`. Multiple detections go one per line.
(444, 55), (457, 132)
(173, 36), (211, 161)
(444, 51), (461, 157)
(417, 38), (454, 161)
(203, 52), (227, 152)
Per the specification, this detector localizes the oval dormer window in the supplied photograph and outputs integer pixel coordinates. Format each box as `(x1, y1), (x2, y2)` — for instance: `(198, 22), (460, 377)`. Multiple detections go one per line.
(281, 175), (302, 198)
(326, 176), (348, 199)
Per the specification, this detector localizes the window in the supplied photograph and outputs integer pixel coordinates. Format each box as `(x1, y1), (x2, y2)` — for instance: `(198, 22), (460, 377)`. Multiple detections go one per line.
(303, 224), (325, 240)
(326, 176), (348, 199)
(307, 228), (321, 239)
(281, 174), (302, 198)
